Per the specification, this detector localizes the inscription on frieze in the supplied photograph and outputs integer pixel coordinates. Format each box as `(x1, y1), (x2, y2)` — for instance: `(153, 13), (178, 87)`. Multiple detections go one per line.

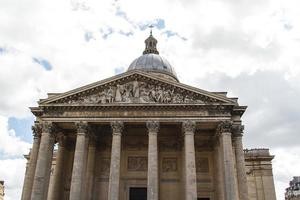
(127, 156), (147, 171)
(162, 158), (178, 172)
(196, 157), (209, 173)
(54, 79), (222, 104)
(159, 140), (181, 152)
(125, 138), (147, 151)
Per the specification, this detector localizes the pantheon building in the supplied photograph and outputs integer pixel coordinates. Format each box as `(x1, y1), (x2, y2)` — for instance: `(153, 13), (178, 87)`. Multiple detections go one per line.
(21, 33), (277, 200)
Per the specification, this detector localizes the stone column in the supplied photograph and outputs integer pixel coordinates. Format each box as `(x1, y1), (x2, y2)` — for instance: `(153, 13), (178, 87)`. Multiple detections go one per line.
(108, 121), (124, 200)
(213, 140), (225, 200)
(233, 125), (249, 200)
(31, 122), (56, 200)
(83, 132), (97, 200)
(146, 121), (159, 200)
(217, 121), (238, 200)
(21, 124), (42, 200)
(69, 122), (89, 200)
(182, 120), (197, 200)
(48, 133), (66, 200)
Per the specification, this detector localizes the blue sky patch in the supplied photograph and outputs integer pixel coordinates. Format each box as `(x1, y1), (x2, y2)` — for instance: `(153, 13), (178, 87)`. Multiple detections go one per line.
(8, 116), (34, 143)
(137, 18), (166, 32)
(32, 57), (52, 71)
(0, 47), (7, 54)
(100, 27), (114, 39)
(84, 31), (94, 42)
(119, 30), (133, 37)
(114, 66), (125, 74)
(163, 30), (187, 41)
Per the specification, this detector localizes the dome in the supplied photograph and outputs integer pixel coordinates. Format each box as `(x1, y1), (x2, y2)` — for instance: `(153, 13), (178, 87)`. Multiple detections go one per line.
(127, 32), (179, 82)
(128, 53), (178, 81)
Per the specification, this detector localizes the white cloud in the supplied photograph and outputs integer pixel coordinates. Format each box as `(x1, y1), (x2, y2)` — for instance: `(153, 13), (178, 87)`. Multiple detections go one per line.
(1, 0), (300, 199)
(0, 158), (26, 200)
(0, 115), (30, 200)
(0, 116), (31, 156)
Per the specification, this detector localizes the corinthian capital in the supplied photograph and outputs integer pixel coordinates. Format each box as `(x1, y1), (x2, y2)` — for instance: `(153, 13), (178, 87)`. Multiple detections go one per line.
(146, 121), (159, 133)
(75, 121), (89, 134)
(217, 121), (233, 133)
(32, 123), (42, 138)
(56, 132), (66, 146)
(182, 120), (196, 133)
(41, 122), (57, 134)
(232, 124), (244, 136)
(111, 121), (124, 134)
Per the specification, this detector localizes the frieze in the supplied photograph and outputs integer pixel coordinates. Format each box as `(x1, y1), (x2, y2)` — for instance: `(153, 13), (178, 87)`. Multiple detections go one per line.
(159, 140), (181, 152)
(127, 156), (147, 171)
(52, 79), (222, 105)
(162, 158), (178, 172)
(195, 140), (213, 151)
(125, 138), (147, 151)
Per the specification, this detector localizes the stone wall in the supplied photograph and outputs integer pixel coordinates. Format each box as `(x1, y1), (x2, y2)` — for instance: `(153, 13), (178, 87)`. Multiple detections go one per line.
(244, 148), (277, 200)
(0, 180), (4, 200)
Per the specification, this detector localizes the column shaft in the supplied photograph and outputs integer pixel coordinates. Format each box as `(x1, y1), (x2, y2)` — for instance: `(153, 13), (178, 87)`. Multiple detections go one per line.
(31, 123), (55, 200)
(21, 125), (41, 200)
(147, 121), (159, 200)
(214, 143), (225, 200)
(218, 121), (239, 200)
(48, 134), (66, 200)
(182, 121), (197, 200)
(108, 121), (123, 200)
(69, 122), (89, 200)
(84, 138), (96, 200)
(234, 134), (249, 200)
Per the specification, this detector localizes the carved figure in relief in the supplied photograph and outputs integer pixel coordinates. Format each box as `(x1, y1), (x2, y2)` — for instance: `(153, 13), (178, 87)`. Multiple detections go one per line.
(128, 157), (147, 171)
(115, 84), (122, 102)
(162, 158), (177, 172)
(64, 80), (210, 104)
(132, 80), (139, 97)
(106, 87), (115, 103)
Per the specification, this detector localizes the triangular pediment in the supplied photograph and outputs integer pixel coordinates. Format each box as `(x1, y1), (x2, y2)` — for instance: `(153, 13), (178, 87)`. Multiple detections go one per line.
(40, 70), (236, 106)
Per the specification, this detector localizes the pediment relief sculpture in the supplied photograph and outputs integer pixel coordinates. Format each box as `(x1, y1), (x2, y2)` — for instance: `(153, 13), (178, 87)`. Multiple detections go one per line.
(51, 79), (223, 105)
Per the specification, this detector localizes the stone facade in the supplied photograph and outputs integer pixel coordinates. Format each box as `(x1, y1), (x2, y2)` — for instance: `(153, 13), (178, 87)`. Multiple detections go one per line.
(21, 34), (277, 200)
(0, 181), (4, 200)
(244, 149), (277, 200)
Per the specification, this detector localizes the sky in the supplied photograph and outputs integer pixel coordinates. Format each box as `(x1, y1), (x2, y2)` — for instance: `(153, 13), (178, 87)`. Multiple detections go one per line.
(0, 0), (300, 199)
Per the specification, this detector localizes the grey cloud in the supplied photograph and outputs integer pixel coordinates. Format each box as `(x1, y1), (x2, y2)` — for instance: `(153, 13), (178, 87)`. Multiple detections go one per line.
(192, 27), (281, 61)
(194, 70), (300, 149)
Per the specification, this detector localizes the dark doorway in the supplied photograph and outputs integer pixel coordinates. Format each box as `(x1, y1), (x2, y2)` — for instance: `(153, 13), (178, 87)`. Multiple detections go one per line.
(198, 198), (210, 200)
(129, 187), (147, 200)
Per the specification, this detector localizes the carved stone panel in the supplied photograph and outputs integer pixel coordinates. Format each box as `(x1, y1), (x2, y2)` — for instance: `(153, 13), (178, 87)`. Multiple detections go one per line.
(127, 156), (147, 171)
(162, 158), (178, 172)
(196, 157), (209, 173)
(53, 78), (223, 105)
